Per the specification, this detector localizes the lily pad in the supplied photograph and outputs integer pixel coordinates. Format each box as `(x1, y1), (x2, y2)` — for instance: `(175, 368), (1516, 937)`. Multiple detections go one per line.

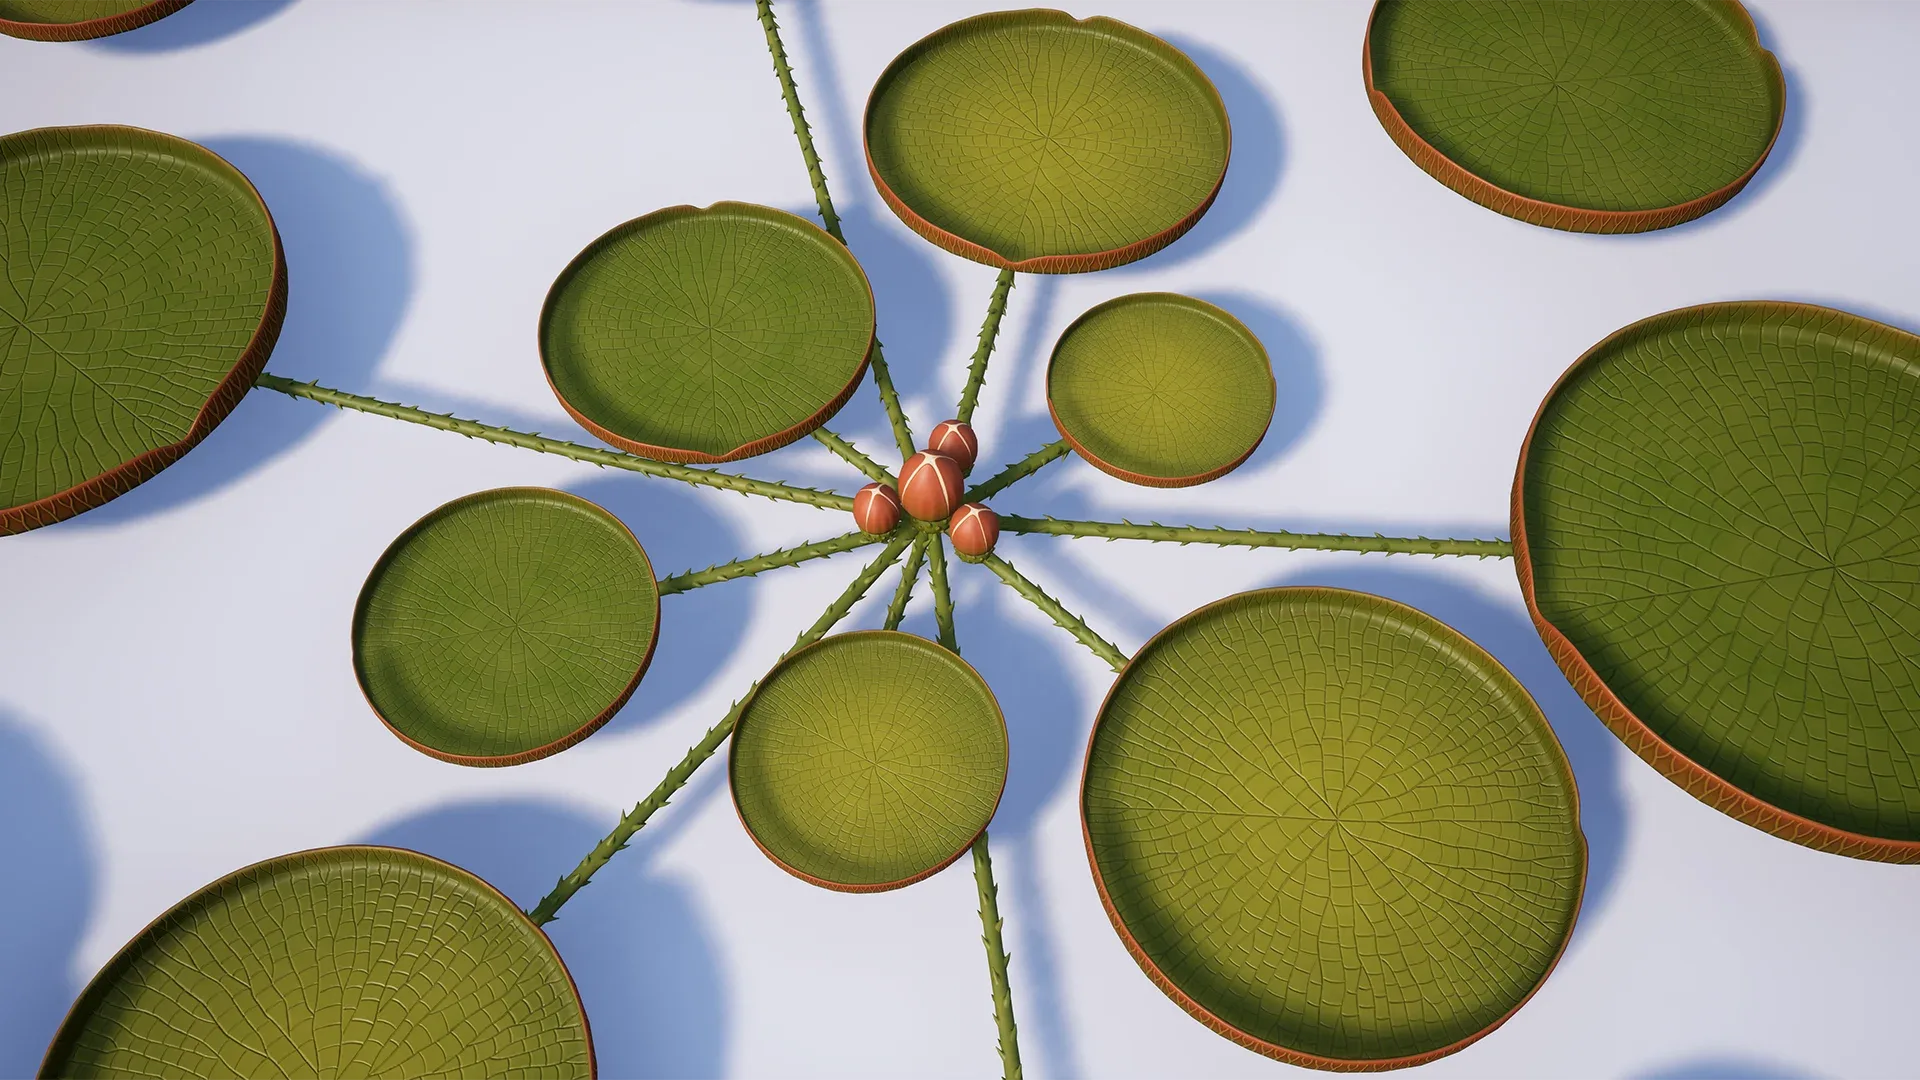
(1364, 0), (1785, 232)
(0, 125), (286, 534)
(731, 631), (1007, 891)
(40, 846), (593, 1080)
(0, 0), (188, 40)
(1083, 587), (1583, 1068)
(1048, 293), (1273, 487)
(865, 10), (1230, 272)
(1516, 302), (1920, 862)
(353, 487), (659, 767)
(540, 202), (874, 464)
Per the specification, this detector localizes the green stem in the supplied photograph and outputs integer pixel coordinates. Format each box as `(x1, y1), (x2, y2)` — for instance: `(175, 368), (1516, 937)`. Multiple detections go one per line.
(884, 535), (928, 630)
(980, 552), (1129, 673)
(658, 531), (880, 596)
(926, 536), (960, 653)
(955, 269), (1015, 424)
(256, 373), (853, 512)
(811, 427), (894, 485)
(754, 0), (916, 461)
(963, 439), (1071, 503)
(528, 533), (913, 925)
(998, 515), (1513, 559)
(972, 832), (1023, 1080)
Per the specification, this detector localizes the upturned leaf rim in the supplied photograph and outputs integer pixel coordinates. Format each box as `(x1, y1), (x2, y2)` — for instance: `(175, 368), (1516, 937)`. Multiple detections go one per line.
(0, 0), (190, 41)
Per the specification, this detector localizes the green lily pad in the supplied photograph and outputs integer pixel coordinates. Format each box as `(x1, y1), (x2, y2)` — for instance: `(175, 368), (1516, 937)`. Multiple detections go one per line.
(1365, 0), (1785, 232)
(731, 631), (1007, 891)
(1517, 302), (1920, 862)
(0, 125), (286, 534)
(540, 202), (874, 464)
(1084, 587), (1583, 1068)
(353, 487), (659, 766)
(1048, 293), (1274, 487)
(40, 846), (593, 1080)
(0, 0), (188, 40)
(865, 10), (1230, 273)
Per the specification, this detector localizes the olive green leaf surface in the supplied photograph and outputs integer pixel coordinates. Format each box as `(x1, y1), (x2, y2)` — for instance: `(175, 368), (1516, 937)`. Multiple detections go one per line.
(41, 846), (593, 1080)
(864, 9), (1230, 273)
(353, 488), (659, 767)
(1048, 293), (1274, 487)
(0, 126), (285, 534)
(1517, 303), (1920, 861)
(0, 0), (189, 40)
(731, 630), (1008, 891)
(1365, 0), (1784, 232)
(540, 201), (874, 464)
(1083, 588), (1583, 1068)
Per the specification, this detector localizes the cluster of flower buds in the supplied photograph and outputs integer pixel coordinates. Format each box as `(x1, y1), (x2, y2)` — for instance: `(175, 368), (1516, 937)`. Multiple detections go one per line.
(850, 419), (998, 557)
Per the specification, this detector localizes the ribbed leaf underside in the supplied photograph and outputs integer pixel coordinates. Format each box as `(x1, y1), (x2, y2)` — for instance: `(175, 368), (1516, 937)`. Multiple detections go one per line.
(1049, 293), (1272, 482)
(42, 847), (591, 1079)
(732, 631), (1007, 888)
(0, 128), (277, 510)
(1524, 304), (1920, 841)
(1085, 588), (1581, 1062)
(1370, 0), (1777, 211)
(541, 203), (873, 459)
(354, 488), (657, 761)
(866, 12), (1227, 263)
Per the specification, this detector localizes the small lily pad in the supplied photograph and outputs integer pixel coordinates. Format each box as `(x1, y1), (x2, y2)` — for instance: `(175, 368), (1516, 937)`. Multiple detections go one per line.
(865, 10), (1230, 272)
(1517, 302), (1920, 861)
(1084, 587), (1583, 1068)
(731, 631), (1007, 891)
(1365, 0), (1785, 232)
(41, 846), (593, 1079)
(353, 487), (659, 766)
(1048, 293), (1273, 487)
(0, 125), (286, 534)
(540, 202), (874, 463)
(0, 0), (188, 40)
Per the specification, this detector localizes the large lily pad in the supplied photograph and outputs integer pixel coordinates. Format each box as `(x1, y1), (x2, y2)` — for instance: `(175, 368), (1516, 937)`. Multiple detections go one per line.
(1516, 302), (1920, 862)
(540, 202), (874, 464)
(41, 846), (593, 1079)
(865, 10), (1230, 273)
(731, 631), (1007, 891)
(1084, 588), (1583, 1068)
(0, 125), (285, 534)
(1364, 0), (1784, 232)
(0, 0), (188, 40)
(1048, 293), (1273, 487)
(353, 487), (659, 766)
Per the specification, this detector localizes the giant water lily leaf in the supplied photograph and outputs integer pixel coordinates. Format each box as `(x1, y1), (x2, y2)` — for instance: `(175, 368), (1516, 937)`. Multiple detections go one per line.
(865, 10), (1229, 273)
(0, 0), (188, 40)
(41, 846), (593, 1079)
(353, 487), (659, 766)
(1365, 0), (1784, 232)
(1517, 302), (1920, 862)
(540, 202), (874, 464)
(0, 126), (285, 533)
(1048, 293), (1273, 487)
(731, 631), (1007, 891)
(1084, 588), (1583, 1069)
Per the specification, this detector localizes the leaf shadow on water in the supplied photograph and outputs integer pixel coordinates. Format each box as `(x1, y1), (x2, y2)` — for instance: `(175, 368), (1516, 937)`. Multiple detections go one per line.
(0, 711), (97, 1078)
(86, 0), (296, 53)
(64, 137), (413, 529)
(361, 773), (730, 1080)
(1630, 1057), (1820, 1080)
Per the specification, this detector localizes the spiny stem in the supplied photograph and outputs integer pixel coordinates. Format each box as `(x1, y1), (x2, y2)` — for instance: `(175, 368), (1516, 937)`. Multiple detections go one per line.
(884, 535), (928, 630)
(529, 533), (913, 925)
(658, 531), (880, 596)
(256, 373), (854, 512)
(926, 535), (959, 653)
(964, 439), (1072, 503)
(754, 0), (915, 461)
(981, 553), (1129, 673)
(998, 515), (1514, 559)
(811, 428), (894, 485)
(972, 832), (1023, 1080)
(956, 269), (1016, 424)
